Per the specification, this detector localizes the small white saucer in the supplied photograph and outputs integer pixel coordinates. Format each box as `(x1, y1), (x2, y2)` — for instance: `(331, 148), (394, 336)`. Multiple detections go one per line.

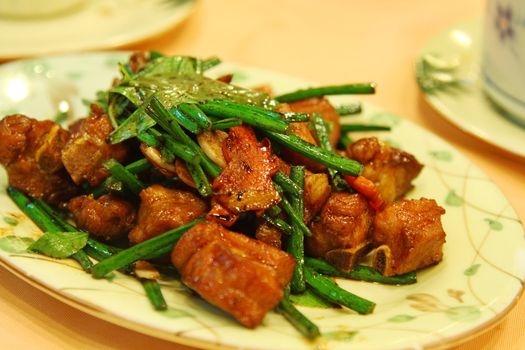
(0, 0), (196, 60)
(416, 18), (525, 159)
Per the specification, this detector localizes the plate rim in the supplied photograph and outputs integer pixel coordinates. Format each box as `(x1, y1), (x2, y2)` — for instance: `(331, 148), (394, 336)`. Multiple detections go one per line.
(0, 50), (524, 350)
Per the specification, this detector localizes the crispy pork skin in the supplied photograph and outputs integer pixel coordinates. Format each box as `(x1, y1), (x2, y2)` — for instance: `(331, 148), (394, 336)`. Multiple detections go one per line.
(61, 105), (128, 187)
(68, 194), (136, 241)
(0, 114), (76, 204)
(128, 184), (207, 243)
(212, 125), (280, 214)
(346, 137), (423, 204)
(172, 221), (295, 328)
(305, 192), (374, 271)
(371, 198), (446, 276)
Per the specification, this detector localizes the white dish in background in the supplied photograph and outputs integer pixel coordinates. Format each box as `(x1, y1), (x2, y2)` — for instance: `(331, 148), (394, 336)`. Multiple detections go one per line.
(0, 0), (196, 60)
(416, 18), (525, 159)
(0, 52), (524, 350)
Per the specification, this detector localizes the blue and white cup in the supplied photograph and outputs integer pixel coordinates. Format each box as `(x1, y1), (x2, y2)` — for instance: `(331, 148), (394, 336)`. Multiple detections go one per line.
(482, 0), (525, 123)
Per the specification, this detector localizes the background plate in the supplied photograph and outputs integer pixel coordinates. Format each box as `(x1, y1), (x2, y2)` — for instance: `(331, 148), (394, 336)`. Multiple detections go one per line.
(416, 18), (525, 159)
(0, 0), (196, 60)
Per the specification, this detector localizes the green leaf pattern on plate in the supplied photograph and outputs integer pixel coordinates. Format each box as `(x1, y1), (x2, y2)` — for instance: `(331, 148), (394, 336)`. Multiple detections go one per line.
(429, 150), (453, 161)
(388, 314), (416, 323)
(0, 235), (34, 254)
(464, 264), (481, 276)
(369, 112), (400, 127)
(3, 216), (19, 226)
(484, 218), (503, 231)
(160, 307), (193, 319)
(445, 306), (481, 322)
(445, 190), (464, 206)
(323, 330), (358, 342)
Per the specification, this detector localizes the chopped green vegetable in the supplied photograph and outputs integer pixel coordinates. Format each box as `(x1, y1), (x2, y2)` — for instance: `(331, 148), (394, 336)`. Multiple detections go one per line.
(210, 118), (242, 130)
(199, 100), (289, 133)
(288, 166), (306, 294)
(276, 290), (320, 340)
(92, 218), (205, 278)
(305, 257), (417, 285)
(304, 267), (375, 314)
(28, 231), (88, 259)
(103, 159), (145, 195)
(7, 187), (94, 272)
(264, 131), (363, 176)
(311, 113), (348, 191)
(340, 124), (391, 132)
(178, 103), (212, 130)
(275, 83), (376, 103)
(141, 279), (168, 311)
(336, 102), (362, 116)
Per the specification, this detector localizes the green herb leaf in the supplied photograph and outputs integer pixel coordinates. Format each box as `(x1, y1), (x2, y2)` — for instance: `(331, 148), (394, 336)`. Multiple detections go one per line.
(28, 231), (88, 258)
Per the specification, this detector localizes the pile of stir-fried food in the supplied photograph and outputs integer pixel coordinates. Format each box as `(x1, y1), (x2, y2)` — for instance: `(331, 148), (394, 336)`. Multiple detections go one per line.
(0, 52), (446, 339)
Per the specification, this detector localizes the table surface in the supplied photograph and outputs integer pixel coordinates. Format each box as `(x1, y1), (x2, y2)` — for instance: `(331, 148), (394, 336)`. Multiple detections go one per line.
(1, 0), (524, 349)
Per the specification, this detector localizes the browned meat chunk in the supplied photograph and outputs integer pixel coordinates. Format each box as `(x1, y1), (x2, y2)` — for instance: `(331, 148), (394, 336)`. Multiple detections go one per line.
(212, 126), (280, 214)
(0, 114), (76, 204)
(288, 97), (341, 146)
(127, 51), (150, 73)
(255, 220), (283, 249)
(278, 98), (341, 172)
(62, 105), (129, 187)
(68, 194), (136, 241)
(129, 184), (208, 243)
(305, 192), (374, 271)
(371, 198), (446, 276)
(172, 221), (295, 328)
(303, 172), (331, 223)
(346, 137), (423, 204)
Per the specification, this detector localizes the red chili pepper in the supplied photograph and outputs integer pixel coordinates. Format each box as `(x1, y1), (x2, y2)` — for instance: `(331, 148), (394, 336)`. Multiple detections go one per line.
(344, 175), (385, 211)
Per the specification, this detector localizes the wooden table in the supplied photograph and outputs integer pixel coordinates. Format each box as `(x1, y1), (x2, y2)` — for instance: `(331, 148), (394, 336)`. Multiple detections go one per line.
(1, 0), (524, 348)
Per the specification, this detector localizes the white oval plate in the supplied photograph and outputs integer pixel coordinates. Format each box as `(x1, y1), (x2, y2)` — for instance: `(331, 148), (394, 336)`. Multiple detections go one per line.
(0, 52), (524, 350)
(416, 18), (525, 159)
(0, 0), (196, 60)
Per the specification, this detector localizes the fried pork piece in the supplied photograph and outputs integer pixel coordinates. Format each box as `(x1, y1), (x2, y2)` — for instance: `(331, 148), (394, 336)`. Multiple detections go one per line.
(346, 137), (423, 204)
(68, 194), (136, 241)
(212, 125), (280, 214)
(288, 97), (341, 146)
(303, 172), (331, 223)
(0, 114), (77, 204)
(255, 220), (283, 249)
(371, 198), (446, 276)
(129, 184), (208, 243)
(278, 98), (341, 172)
(305, 192), (374, 271)
(172, 221), (295, 328)
(127, 51), (150, 73)
(61, 104), (129, 187)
